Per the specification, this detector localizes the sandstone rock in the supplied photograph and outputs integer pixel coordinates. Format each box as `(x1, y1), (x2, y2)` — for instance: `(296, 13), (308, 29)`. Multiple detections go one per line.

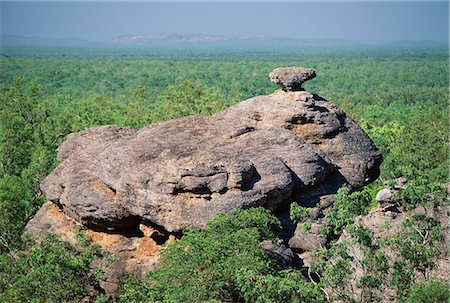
(289, 222), (328, 252)
(36, 70), (381, 235)
(269, 67), (316, 91)
(393, 176), (407, 190)
(319, 194), (335, 210)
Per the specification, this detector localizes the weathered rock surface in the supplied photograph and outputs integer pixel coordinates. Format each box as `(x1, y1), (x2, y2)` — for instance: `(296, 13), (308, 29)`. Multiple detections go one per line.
(375, 177), (409, 210)
(375, 188), (393, 204)
(260, 239), (296, 269)
(39, 87), (381, 233)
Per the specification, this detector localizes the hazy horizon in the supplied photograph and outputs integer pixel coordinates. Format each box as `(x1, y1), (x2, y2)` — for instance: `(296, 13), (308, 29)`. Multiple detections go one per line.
(1, 1), (449, 44)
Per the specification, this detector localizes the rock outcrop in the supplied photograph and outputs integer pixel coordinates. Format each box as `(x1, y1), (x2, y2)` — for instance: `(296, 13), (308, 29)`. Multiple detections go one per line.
(26, 67), (382, 293)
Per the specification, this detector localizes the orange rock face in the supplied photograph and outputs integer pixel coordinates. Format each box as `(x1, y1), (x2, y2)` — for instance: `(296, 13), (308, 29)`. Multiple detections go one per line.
(25, 202), (167, 297)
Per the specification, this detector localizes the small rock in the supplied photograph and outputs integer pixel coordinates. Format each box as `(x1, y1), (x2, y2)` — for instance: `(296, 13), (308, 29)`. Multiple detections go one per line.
(319, 195), (335, 210)
(289, 222), (327, 252)
(298, 251), (314, 268)
(269, 67), (316, 91)
(376, 188), (392, 203)
(261, 239), (295, 269)
(296, 91), (314, 102)
(309, 207), (322, 221)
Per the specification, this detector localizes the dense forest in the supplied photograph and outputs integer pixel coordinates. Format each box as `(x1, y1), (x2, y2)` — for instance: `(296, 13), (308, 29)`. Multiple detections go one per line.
(0, 46), (448, 302)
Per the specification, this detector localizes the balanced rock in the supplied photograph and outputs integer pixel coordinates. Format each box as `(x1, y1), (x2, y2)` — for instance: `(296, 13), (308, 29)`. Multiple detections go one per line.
(26, 67), (382, 284)
(26, 68), (382, 293)
(269, 67), (316, 91)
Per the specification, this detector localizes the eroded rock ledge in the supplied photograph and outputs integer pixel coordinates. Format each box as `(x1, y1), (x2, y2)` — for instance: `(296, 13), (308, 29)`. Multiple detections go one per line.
(26, 67), (382, 294)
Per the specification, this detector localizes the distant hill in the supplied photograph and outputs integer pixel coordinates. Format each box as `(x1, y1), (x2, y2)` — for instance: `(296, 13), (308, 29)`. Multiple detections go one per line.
(0, 33), (356, 48)
(1, 33), (447, 50)
(110, 33), (355, 46)
(382, 39), (449, 49)
(0, 35), (93, 47)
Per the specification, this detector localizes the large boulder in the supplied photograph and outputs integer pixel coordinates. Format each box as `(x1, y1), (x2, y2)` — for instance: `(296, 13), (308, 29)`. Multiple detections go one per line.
(289, 222), (328, 253)
(39, 86), (381, 233)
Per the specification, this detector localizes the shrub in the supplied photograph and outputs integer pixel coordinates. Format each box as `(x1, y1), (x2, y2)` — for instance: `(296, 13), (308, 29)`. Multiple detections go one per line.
(0, 232), (105, 303)
(119, 208), (325, 302)
(406, 278), (449, 303)
(0, 176), (32, 252)
(289, 202), (311, 223)
(326, 187), (376, 234)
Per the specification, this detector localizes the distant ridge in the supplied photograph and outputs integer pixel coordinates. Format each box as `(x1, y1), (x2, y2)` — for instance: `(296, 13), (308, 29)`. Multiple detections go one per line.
(110, 32), (354, 46)
(1, 33), (447, 49)
(0, 35), (93, 47)
(0, 33), (355, 47)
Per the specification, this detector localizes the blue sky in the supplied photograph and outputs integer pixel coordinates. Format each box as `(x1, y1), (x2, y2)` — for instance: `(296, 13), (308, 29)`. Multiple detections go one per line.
(1, 1), (448, 43)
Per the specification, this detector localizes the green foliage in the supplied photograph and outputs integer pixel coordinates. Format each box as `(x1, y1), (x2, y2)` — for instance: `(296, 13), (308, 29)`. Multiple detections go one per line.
(0, 78), (55, 252)
(390, 214), (444, 299)
(0, 232), (105, 303)
(0, 176), (33, 252)
(390, 106), (448, 182)
(393, 179), (448, 211)
(235, 268), (326, 303)
(326, 187), (377, 234)
(300, 222), (312, 235)
(289, 202), (311, 223)
(155, 78), (233, 120)
(74, 225), (93, 248)
(0, 77), (40, 177)
(346, 225), (390, 301)
(406, 278), (449, 303)
(312, 244), (354, 302)
(119, 208), (323, 302)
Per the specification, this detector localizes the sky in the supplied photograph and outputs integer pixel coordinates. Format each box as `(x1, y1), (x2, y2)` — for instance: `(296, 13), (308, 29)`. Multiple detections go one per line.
(0, 1), (448, 44)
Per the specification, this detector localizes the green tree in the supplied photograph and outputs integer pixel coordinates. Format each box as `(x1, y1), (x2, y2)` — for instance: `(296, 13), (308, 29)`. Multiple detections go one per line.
(119, 208), (325, 302)
(406, 279), (449, 303)
(0, 77), (41, 177)
(0, 233), (106, 303)
(0, 176), (32, 252)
